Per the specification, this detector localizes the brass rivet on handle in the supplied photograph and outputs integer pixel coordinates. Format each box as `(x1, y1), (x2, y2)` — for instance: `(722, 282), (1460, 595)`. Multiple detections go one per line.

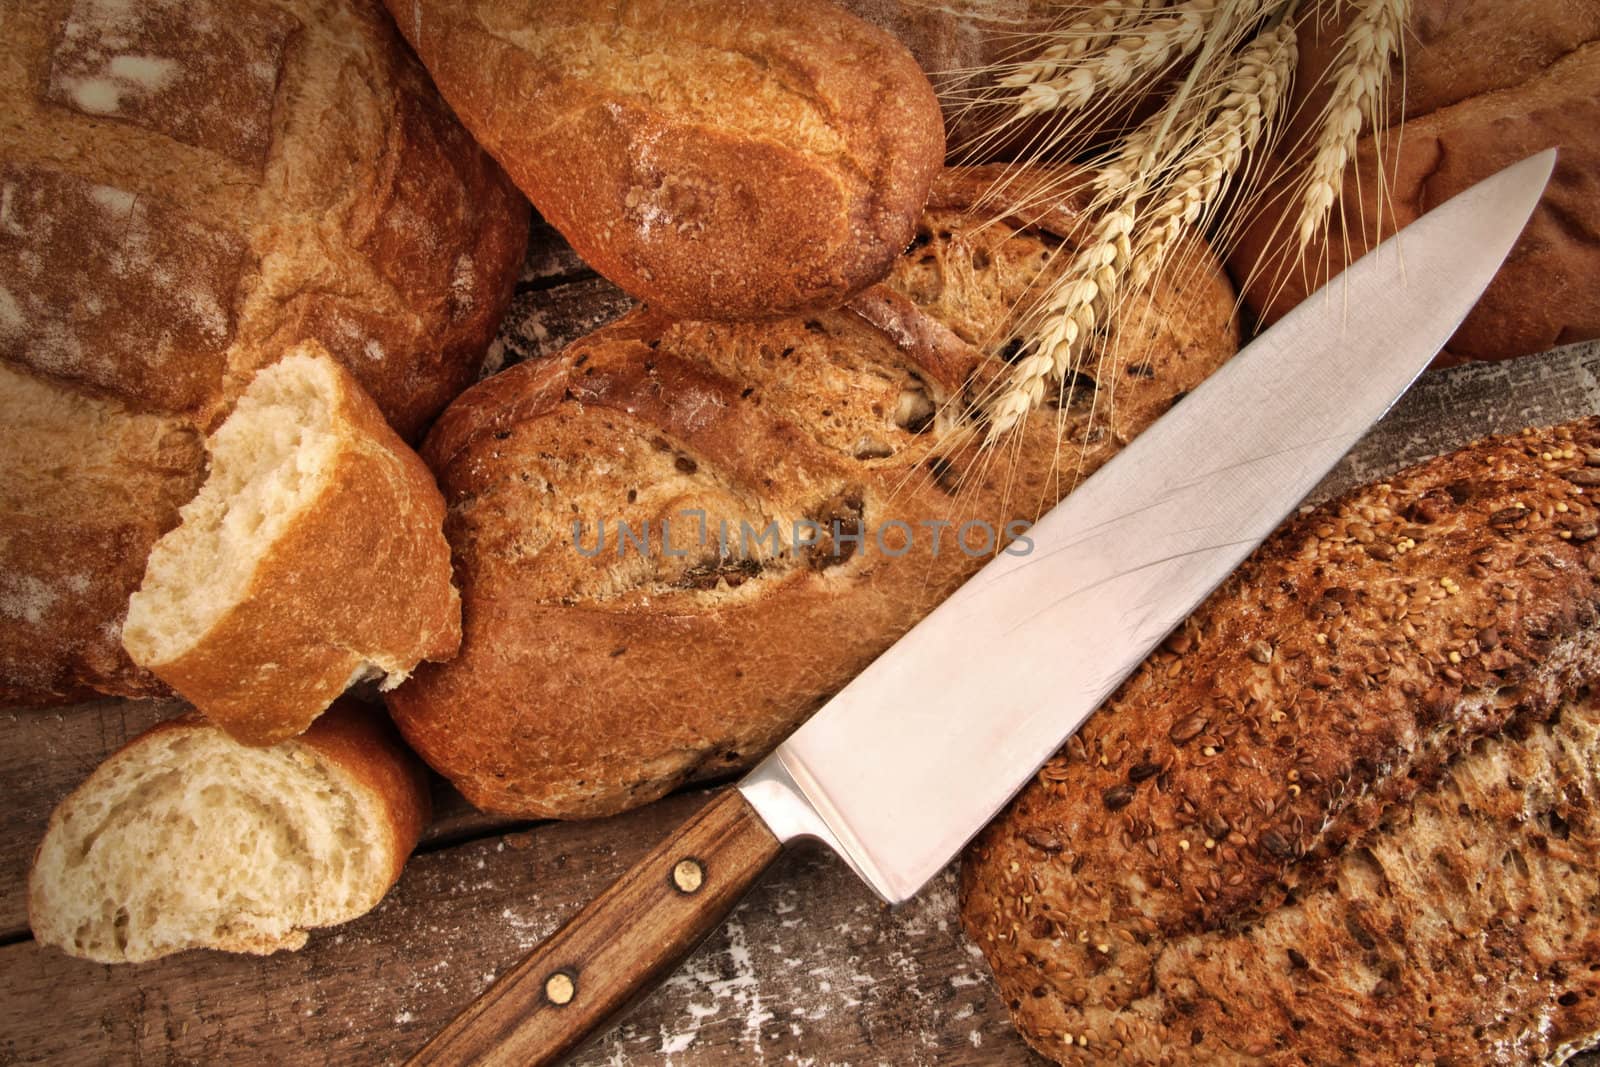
(671, 857), (705, 894)
(544, 970), (577, 1006)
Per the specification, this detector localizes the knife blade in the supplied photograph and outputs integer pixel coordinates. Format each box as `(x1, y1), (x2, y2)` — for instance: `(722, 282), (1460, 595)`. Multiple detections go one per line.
(409, 149), (1556, 1066)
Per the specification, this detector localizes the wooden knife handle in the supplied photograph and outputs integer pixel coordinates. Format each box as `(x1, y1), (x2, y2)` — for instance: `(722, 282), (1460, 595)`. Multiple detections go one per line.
(407, 789), (783, 1066)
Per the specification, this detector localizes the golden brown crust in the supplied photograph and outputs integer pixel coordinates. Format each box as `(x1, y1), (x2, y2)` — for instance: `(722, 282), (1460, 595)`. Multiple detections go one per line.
(961, 419), (1600, 1064)
(141, 354), (461, 746)
(0, 365), (204, 705)
(0, 0), (527, 706)
(385, 0), (944, 321)
(1230, 2), (1600, 364)
(386, 166), (1240, 818)
(292, 699), (433, 891)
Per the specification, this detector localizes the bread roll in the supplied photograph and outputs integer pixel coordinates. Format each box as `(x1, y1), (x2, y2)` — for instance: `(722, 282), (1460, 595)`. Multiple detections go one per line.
(29, 699), (429, 964)
(0, 0), (528, 706)
(961, 419), (1600, 1064)
(384, 0), (945, 321)
(385, 167), (1240, 819)
(124, 346), (460, 746)
(1230, 0), (1600, 364)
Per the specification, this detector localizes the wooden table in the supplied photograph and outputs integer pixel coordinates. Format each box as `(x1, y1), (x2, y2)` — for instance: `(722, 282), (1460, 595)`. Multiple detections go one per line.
(3, 222), (1598, 1065)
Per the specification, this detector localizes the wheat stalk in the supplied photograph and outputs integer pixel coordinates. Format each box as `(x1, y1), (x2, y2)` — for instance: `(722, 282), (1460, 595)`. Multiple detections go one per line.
(995, 2), (1153, 90)
(986, 204), (1136, 440)
(1296, 0), (1409, 249)
(1130, 20), (1297, 287)
(984, 6), (1290, 440)
(1010, 0), (1225, 119)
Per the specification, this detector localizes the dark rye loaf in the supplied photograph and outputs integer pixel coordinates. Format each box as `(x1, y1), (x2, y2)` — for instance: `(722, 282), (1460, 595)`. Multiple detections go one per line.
(386, 167), (1241, 819)
(962, 419), (1600, 1064)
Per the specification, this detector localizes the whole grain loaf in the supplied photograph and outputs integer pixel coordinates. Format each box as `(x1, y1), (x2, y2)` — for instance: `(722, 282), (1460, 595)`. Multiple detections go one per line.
(384, 0), (945, 321)
(385, 167), (1240, 819)
(962, 419), (1600, 1064)
(0, 0), (528, 705)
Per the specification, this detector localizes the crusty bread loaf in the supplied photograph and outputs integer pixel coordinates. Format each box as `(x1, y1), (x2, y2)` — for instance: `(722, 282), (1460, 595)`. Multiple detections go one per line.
(0, 0), (528, 706)
(29, 699), (429, 964)
(385, 167), (1240, 819)
(123, 347), (460, 745)
(1230, 0), (1600, 364)
(961, 419), (1600, 1064)
(384, 0), (945, 322)
(0, 363), (205, 703)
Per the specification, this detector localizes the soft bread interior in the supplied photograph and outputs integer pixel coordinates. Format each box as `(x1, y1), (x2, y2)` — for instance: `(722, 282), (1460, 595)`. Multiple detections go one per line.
(122, 352), (341, 665)
(29, 725), (391, 963)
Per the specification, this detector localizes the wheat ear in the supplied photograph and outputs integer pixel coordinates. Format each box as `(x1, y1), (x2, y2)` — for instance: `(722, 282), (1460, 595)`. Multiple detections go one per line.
(986, 205), (1136, 440)
(1011, 0), (1226, 119)
(1296, 0), (1410, 249)
(1130, 20), (1297, 288)
(995, 2), (1153, 90)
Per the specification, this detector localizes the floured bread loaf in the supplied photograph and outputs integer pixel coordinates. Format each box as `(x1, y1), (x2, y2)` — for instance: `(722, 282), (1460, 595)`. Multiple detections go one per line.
(385, 0), (945, 321)
(0, 0), (528, 706)
(962, 419), (1600, 1064)
(387, 167), (1240, 819)
(29, 700), (429, 963)
(124, 346), (460, 745)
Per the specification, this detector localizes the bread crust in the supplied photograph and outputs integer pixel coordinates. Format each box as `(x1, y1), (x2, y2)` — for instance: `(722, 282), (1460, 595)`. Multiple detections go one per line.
(28, 698), (430, 962)
(1230, 1), (1600, 364)
(386, 167), (1240, 818)
(961, 419), (1600, 1064)
(130, 351), (461, 746)
(0, 0), (527, 706)
(385, 0), (944, 321)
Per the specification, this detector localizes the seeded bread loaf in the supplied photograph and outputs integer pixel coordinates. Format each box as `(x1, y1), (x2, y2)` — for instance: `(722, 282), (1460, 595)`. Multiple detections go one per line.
(0, 0), (528, 706)
(385, 167), (1240, 819)
(122, 347), (460, 746)
(1230, 0), (1600, 364)
(961, 419), (1600, 1064)
(29, 699), (429, 963)
(384, 0), (944, 322)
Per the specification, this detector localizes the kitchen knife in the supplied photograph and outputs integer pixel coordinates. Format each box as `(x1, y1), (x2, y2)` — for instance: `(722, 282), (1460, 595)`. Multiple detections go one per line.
(408, 149), (1557, 1066)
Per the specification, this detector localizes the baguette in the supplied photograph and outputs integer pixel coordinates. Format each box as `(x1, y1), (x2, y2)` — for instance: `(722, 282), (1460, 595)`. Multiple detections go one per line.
(29, 699), (429, 964)
(385, 167), (1240, 818)
(123, 347), (460, 745)
(0, 0), (527, 706)
(961, 419), (1600, 1064)
(385, 0), (945, 321)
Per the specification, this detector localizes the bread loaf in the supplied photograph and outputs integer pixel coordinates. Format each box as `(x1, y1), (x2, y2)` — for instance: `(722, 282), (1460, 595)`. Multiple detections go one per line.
(0, 0), (527, 705)
(1230, 0), (1600, 364)
(123, 347), (460, 746)
(385, 167), (1240, 819)
(384, 0), (945, 322)
(961, 419), (1600, 1064)
(29, 699), (429, 963)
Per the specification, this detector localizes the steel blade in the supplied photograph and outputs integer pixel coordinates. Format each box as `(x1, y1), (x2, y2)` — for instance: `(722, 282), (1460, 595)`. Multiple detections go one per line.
(740, 150), (1557, 903)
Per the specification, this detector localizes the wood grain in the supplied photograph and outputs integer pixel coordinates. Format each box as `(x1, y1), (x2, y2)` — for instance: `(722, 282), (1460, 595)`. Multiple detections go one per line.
(1, 210), (1596, 1065)
(412, 790), (782, 1066)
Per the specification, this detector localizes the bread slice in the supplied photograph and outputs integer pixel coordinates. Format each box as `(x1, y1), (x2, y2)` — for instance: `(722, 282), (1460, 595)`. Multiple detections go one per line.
(961, 419), (1600, 1064)
(28, 700), (429, 964)
(122, 345), (461, 745)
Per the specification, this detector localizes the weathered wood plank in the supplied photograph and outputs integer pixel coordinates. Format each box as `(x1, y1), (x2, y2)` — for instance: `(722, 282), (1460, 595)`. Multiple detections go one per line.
(0, 699), (182, 940)
(0, 790), (1039, 1066)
